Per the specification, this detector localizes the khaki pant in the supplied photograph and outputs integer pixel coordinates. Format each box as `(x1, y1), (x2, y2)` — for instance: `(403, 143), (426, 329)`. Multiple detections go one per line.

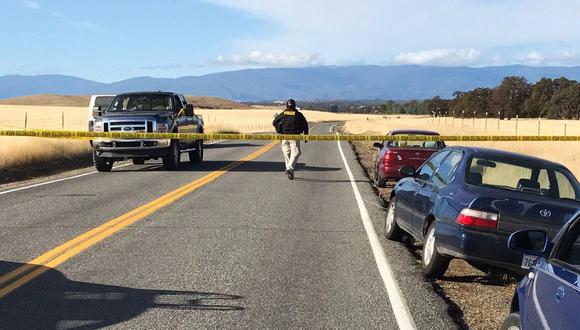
(281, 140), (301, 171)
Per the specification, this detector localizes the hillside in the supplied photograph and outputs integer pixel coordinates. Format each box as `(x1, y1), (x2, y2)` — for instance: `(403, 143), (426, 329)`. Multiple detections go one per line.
(1, 65), (580, 101)
(0, 94), (250, 109)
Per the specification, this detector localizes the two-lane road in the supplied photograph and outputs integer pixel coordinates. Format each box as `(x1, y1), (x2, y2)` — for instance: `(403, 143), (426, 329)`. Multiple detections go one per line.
(0, 123), (455, 329)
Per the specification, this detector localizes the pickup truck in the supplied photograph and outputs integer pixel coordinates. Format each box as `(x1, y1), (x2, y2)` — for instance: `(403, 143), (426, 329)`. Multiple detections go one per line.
(91, 92), (204, 172)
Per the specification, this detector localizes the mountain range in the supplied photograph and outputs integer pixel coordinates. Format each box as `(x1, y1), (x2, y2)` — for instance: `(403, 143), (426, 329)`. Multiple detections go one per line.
(2, 65), (580, 101)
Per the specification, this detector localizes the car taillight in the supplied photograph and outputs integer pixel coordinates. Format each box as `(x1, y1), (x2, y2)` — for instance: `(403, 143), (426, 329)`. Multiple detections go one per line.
(384, 150), (403, 164)
(456, 209), (499, 229)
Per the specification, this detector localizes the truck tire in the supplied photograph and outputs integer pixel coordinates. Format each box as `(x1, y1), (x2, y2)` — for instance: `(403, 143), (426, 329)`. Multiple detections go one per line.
(190, 140), (203, 163)
(374, 166), (387, 188)
(132, 159), (145, 165)
(93, 150), (113, 172)
(163, 140), (180, 170)
(422, 222), (451, 278)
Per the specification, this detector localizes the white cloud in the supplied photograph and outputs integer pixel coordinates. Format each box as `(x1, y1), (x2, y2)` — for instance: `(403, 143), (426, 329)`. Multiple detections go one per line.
(22, 1), (39, 10)
(522, 51), (544, 65)
(516, 51), (579, 66)
(208, 51), (323, 67)
(393, 49), (480, 66)
(204, 0), (580, 67)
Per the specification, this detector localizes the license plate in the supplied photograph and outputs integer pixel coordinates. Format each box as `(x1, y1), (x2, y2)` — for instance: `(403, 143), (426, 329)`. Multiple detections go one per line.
(521, 254), (539, 269)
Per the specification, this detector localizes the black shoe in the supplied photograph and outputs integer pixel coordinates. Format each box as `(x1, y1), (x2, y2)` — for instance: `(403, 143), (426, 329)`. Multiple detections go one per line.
(287, 169), (294, 180)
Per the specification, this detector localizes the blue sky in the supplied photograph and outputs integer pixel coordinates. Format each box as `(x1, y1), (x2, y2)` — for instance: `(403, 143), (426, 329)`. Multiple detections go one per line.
(1, 0), (579, 82)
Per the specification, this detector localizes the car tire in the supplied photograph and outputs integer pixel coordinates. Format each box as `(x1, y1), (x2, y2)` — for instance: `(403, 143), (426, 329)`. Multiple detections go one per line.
(132, 159), (145, 165)
(189, 140), (203, 163)
(422, 222), (451, 278)
(384, 196), (403, 241)
(375, 168), (387, 188)
(500, 313), (521, 330)
(93, 150), (113, 172)
(163, 140), (180, 170)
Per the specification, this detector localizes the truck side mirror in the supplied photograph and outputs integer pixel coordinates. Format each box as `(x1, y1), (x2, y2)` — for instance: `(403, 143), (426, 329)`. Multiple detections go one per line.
(184, 104), (194, 117)
(92, 106), (102, 118)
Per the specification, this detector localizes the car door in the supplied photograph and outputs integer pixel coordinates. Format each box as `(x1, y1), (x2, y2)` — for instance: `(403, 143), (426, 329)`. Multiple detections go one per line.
(523, 217), (580, 329)
(414, 151), (463, 239)
(401, 150), (450, 239)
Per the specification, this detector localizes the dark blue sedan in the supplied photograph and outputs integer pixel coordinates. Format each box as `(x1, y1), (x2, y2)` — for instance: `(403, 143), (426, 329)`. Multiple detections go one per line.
(384, 146), (580, 277)
(501, 211), (580, 330)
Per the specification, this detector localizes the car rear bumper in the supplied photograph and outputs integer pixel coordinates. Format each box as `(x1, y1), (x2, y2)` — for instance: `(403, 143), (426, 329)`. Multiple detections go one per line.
(436, 222), (526, 273)
(93, 139), (171, 159)
(380, 165), (405, 180)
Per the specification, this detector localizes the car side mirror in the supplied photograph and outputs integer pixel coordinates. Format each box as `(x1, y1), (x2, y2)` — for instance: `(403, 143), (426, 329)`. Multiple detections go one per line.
(184, 104), (194, 117)
(92, 106), (102, 117)
(508, 230), (549, 256)
(373, 142), (382, 148)
(400, 166), (416, 177)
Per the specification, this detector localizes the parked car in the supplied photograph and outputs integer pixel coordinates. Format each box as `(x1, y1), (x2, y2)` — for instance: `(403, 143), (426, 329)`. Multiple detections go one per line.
(88, 95), (115, 132)
(501, 210), (580, 330)
(372, 130), (445, 187)
(384, 146), (580, 277)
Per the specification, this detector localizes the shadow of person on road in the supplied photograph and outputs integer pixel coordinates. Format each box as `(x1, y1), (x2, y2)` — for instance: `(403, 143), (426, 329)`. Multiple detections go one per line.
(0, 260), (243, 330)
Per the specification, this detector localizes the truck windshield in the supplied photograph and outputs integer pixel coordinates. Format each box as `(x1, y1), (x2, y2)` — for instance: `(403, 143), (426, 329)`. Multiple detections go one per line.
(466, 155), (580, 201)
(108, 94), (173, 112)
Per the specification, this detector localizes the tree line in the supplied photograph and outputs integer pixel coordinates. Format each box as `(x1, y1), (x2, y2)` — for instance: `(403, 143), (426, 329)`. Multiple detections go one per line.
(421, 76), (580, 119)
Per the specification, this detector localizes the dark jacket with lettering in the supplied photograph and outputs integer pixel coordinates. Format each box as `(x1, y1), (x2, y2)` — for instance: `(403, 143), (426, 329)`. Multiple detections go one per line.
(273, 108), (309, 135)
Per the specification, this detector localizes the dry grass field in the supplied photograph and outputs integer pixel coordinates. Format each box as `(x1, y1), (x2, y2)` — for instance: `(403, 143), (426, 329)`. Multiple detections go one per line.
(344, 115), (580, 177)
(1, 99), (579, 180)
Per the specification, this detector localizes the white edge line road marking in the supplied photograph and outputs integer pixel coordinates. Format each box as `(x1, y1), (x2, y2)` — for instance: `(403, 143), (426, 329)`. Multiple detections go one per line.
(337, 136), (417, 330)
(0, 140), (226, 196)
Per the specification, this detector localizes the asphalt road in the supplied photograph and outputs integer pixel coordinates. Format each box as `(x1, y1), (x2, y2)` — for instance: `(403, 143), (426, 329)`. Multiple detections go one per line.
(0, 123), (455, 329)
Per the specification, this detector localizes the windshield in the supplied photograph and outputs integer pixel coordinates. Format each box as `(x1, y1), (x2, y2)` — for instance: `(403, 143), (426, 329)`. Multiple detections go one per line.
(108, 94), (173, 112)
(466, 155), (580, 201)
(386, 138), (445, 149)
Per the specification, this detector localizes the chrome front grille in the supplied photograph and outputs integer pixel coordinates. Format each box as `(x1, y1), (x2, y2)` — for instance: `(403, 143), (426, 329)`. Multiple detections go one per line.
(106, 120), (149, 132)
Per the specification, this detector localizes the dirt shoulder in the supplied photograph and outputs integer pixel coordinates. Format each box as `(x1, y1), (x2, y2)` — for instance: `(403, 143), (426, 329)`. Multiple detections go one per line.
(351, 141), (516, 330)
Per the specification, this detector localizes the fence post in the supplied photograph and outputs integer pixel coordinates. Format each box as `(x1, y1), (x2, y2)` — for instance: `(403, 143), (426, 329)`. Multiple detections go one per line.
(498, 111), (501, 130)
(462, 110), (465, 127)
(537, 117), (541, 136)
(564, 121), (567, 136)
(485, 112), (488, 131)
(62, 112), (65, 130)
(473, 110), (475, 128)
(24, 112), (28, 130)
(515, 115), (518, 136)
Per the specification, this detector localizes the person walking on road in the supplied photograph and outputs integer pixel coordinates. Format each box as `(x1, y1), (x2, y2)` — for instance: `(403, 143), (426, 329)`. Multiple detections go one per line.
(272, 99), (309, 180)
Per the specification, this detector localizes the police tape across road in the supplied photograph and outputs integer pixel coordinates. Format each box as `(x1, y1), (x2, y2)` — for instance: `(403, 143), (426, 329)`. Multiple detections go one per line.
(1, 129), (580, 142)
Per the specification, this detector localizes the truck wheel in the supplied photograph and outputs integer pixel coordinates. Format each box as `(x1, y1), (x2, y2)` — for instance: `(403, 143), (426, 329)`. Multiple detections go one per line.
(374, 167), (387, 188)
(500, 313), (521, 330)
(384, 196), (403, 241)
(132, 159), (145, 165)
(163, 140), (180, 170)
(422, 222), (451, 278)
(93, 151), (113, 172)
(190, 140), (203, 163)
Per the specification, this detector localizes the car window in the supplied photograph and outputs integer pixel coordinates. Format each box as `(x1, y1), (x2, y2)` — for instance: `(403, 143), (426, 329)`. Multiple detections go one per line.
(556, 171), (577, 200)
(555, 220), (580, 268)
(466, 155), (580, 201)
(387, 138), (445, 149)
(109, 94), (173, 111)
(416, 150), (450, 182)
(430, 151), (463, 187)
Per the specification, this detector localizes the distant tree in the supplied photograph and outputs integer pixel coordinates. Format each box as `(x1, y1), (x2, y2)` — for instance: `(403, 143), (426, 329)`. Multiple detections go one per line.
(425, 96), (449, 116)
(491, 76), (531, 119)
(547, 84), (580, 119)
(524, 77), (576, 118)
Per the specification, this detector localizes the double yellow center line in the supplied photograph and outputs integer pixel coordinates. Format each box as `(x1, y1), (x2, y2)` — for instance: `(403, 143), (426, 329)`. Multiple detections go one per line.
(0, 141), (277, 299)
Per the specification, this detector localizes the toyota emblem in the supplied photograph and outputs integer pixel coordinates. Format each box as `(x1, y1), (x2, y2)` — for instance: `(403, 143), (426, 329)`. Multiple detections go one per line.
(539, 209), (552, 218)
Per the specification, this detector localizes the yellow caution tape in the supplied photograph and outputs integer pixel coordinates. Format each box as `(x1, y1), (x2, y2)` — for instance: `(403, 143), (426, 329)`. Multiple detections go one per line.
(1, 129), (580, 142)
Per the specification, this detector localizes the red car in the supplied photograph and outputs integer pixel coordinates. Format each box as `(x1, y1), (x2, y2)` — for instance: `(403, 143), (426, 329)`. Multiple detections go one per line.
(373, 130), (446, 187)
